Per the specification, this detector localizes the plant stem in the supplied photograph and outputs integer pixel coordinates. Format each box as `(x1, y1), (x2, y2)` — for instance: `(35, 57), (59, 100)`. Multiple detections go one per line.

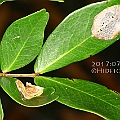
(0, 73), (39, 78)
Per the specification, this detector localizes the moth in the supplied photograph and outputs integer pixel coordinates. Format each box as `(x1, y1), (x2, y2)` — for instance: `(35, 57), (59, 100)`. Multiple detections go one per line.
(92, 5), (120, 40)
(15, 80), (44, 100)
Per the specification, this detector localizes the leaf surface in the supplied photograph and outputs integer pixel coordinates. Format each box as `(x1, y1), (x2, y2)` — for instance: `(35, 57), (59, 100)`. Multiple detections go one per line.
(35, 76), (120, 120)
(34, 0), (120, 74)
(1, 9), (49, 72)
(0, 77), (58, 107)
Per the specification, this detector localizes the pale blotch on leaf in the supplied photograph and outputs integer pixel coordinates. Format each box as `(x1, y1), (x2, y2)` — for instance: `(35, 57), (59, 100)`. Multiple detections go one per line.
(12, 36), (20, 40)
(15, 80), (44, 100)
(92, 5), (120, 40)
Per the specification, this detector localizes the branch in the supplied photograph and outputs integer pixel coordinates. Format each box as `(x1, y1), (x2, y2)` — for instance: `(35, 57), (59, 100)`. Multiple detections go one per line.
(0, 73), (39, 78)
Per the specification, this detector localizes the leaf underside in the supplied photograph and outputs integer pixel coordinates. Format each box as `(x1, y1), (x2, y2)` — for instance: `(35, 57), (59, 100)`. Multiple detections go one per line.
(0, 77), (58, 107)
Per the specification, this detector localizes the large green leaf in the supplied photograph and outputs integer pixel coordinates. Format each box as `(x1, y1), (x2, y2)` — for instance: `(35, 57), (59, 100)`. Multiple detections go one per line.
(1, 9), (49, 73)
(0, 77), (58, 107)
(0, 100), (4, 120)
(35, 76), (120, 120)
(34, 0), (120, 74)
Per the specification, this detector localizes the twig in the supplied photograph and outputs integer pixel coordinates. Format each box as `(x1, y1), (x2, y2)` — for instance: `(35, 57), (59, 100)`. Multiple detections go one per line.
(0, 73), (39, 78)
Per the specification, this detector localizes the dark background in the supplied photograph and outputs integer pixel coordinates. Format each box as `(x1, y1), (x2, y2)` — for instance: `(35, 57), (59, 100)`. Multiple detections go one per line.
(0, 0), (120, 120)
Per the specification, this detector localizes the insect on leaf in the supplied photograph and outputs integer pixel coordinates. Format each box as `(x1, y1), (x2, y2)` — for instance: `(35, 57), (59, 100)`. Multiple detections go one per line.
(15, 80), (44, 100)
(0, 77), (58, 107)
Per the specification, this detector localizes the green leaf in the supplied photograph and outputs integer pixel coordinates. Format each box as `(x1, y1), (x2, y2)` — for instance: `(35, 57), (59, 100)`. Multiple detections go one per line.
(35, 76), (120, 120)
(34, 1), (120, 74)
(0, 0), (14, 4)
(108, 0), (120, 4)
(0, 77), (58, 107)
(0, 100), (4, 120)
(1, 9), (49, 73)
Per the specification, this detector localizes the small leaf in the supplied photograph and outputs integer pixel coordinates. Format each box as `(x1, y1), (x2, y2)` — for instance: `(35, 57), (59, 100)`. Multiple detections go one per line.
(0, 77), (58, 107)
(34, 1), (120, 74)
(35, 76), (120, 120)
(1, 9), (49, 72)
(0, 100), (4, 120)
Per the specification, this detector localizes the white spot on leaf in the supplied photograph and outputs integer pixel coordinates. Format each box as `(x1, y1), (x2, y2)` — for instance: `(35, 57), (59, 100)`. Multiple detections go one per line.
(12, 36), (20, 40)
(92, 5), (120, 40)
